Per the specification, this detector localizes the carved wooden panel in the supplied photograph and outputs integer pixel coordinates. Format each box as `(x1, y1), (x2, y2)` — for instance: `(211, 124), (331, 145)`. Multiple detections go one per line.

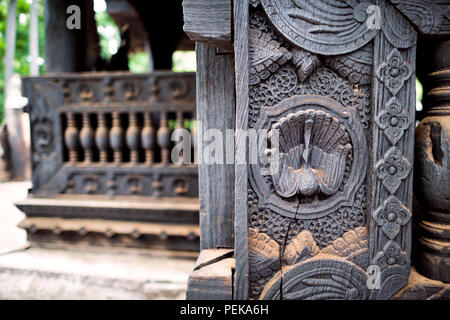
(22, 72), (198, 199)
(234, 0), (417, 300)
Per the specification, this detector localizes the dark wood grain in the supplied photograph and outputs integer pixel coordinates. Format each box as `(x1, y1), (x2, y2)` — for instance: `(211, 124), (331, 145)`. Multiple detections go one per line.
(196, 43), (236, 250)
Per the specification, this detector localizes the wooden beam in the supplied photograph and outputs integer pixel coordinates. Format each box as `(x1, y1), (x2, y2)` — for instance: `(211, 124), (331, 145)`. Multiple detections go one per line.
(186, 249), (234, 300)
(182, 0), (233, 50)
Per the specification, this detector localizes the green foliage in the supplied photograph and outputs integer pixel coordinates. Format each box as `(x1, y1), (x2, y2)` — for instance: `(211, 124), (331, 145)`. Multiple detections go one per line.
(0, 0), (45, 123)
(172, 50), (196, 72)
(95, 10), (120, 62)
(416, 78), (423, 102)
(129, 51), (149, 73)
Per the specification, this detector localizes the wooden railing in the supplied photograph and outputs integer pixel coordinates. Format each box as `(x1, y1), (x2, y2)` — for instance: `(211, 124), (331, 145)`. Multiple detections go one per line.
(23, 71), (198, 198)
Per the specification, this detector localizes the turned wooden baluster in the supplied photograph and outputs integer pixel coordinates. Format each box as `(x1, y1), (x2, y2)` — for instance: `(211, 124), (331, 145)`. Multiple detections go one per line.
(157, 112), (170, 165)
(110, 112), (123, 164)
(126, 112), (140, 164)
(191, 117), (197, 164)
(80, 113), (94, 163)
(175, 110), (184, 166)
(64, 112), (78, 163)
(95, 113), (109, 163)
(141, 112), (155, 165)
(415, 40), (450, 283)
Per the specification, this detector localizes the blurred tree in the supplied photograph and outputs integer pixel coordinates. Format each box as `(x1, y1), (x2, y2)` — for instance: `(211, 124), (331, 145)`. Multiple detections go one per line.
(0, 0), (45, 123)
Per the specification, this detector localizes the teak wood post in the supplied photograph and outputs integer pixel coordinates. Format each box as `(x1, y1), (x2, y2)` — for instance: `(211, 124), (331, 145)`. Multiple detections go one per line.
(183, 0), (237, 300)
(414, 39), (450, 283)
(183, 0), (450, 300)
(44, 0), (99, 72)
(232, 0), (418, 300)
(196, 43), (236, 250)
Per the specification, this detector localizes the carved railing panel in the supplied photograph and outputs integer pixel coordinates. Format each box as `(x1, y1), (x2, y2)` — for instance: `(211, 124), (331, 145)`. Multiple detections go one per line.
(23, 72), (198, 199)
(234, 0), (417, 300)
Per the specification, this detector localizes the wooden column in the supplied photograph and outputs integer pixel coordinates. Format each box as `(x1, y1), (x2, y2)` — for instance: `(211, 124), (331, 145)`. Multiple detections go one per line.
(182, 0), (235, 300)
(414, 40), (450, 283)
(196, 43), (235, 250)
(44, 0), (98, 72)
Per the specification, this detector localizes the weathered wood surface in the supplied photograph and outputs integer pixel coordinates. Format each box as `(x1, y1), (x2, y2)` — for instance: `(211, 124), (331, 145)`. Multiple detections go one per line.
(414, 39), (450, 283)
(19, 216), (200, 251)
(234, 0), (417, 300)
(233, 0), (250, 300)
(389, 0), (450, 35)
(16, 196), (199, 223)
(392, 268), (450, 299)
(186, 249), (235, 300)
(182, 0), (233, 50)
(183, 0), (450, 300)
(196, 43), (235, 250)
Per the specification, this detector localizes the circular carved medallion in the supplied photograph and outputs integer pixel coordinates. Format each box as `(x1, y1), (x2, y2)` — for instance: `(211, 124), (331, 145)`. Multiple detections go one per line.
(249, 95), (367, 219)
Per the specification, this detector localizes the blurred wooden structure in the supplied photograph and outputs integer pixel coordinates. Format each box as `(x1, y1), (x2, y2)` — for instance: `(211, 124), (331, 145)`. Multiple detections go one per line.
(15, 0), (200, 251)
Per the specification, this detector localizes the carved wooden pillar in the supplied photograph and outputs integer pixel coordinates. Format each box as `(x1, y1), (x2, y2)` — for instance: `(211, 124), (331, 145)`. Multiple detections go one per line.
(183, 0), (450, 300)
(229, 0), (419, 300)
(414, 40), (450, 283)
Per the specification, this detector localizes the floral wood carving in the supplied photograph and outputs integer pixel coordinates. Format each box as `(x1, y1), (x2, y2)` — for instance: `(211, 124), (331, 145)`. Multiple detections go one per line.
(376, 48), (413, 96)
(375, 97), (411, 145)
(373, 241), (409, 269)
(373, 196), (412, 240)
(375, 146), (411, 194)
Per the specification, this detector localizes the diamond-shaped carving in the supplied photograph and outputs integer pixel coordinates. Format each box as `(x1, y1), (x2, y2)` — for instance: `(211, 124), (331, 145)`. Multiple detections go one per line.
(375, 147), (411, 194)
(376, 48), (413, 96)
(375, 97), (411, 145)
(373, 196), (411, 239)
